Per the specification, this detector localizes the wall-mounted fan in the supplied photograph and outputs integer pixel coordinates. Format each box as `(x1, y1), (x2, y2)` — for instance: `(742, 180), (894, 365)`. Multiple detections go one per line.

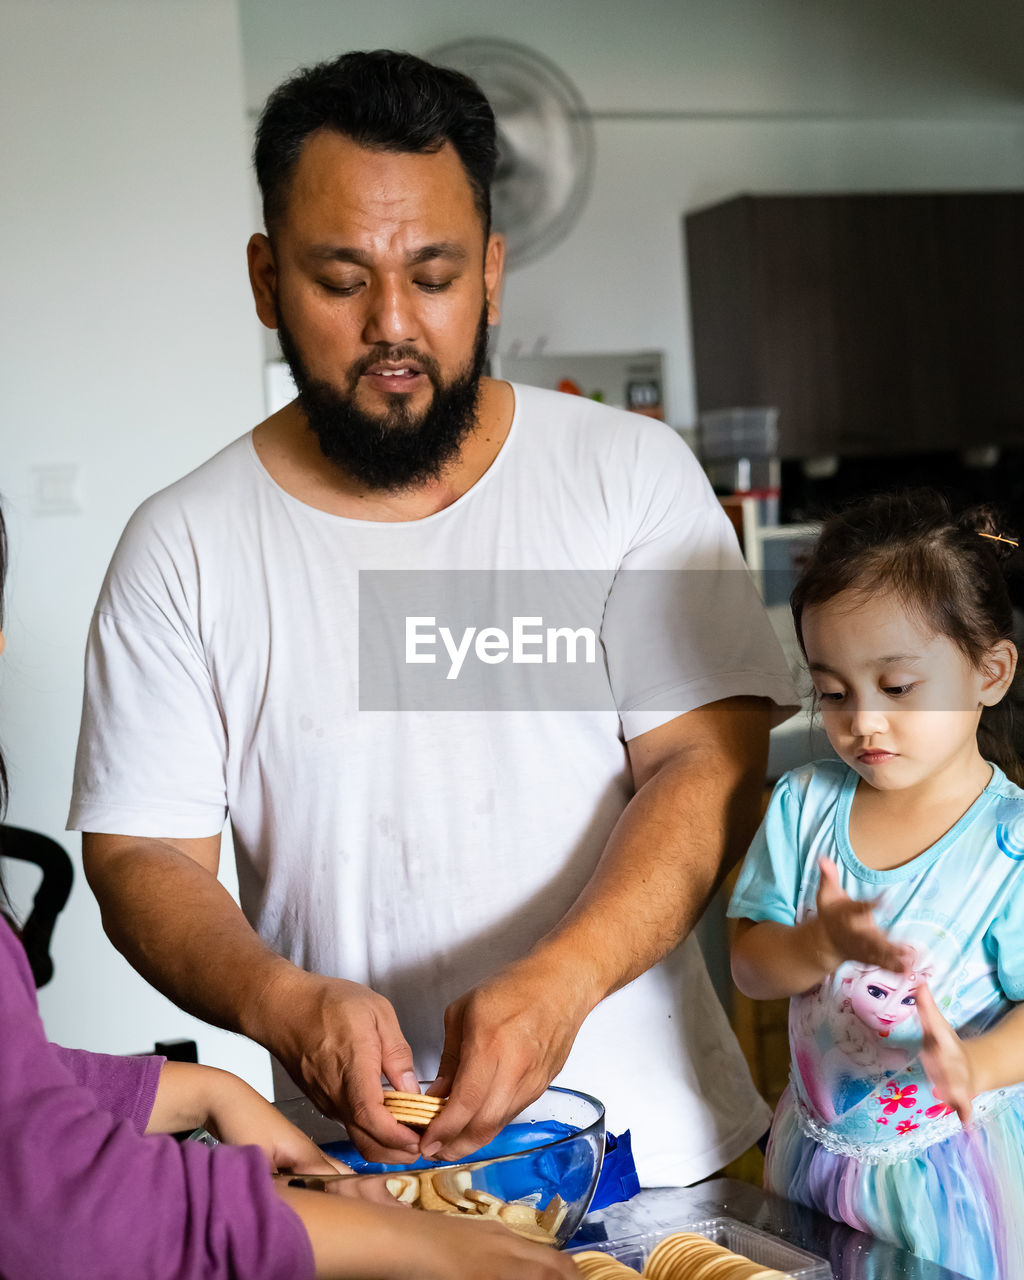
(428, 38), (595, 269)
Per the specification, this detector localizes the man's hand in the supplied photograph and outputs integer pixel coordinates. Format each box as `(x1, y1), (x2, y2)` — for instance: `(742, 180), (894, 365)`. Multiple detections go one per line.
(418, 958), (593, 1162)
(917, 982), (977, 1126)
(262, 970), (427, 1163)
(813, 857), (909, 975)
(417, 698), (771, 1160)
(82, 835), (427, 1162)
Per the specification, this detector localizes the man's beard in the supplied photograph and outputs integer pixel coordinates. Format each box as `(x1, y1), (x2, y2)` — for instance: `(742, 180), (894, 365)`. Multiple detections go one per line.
(277, 305), (490, 492)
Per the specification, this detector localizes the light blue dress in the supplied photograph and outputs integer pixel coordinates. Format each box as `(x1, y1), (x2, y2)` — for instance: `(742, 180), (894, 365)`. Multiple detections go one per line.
(729, 760), (1024, 1280)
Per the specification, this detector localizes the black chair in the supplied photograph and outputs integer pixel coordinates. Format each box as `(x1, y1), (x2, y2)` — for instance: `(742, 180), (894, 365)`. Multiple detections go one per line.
(0, 824), (74, 988)
(1, 828), (198, 1075)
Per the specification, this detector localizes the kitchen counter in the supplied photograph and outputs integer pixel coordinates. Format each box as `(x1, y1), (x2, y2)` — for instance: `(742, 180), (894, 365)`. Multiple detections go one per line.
(572, 1179), (969, 1279)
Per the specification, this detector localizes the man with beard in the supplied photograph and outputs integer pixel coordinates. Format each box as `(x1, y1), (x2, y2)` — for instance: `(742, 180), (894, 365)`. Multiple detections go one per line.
(70, 50), (797, 1184)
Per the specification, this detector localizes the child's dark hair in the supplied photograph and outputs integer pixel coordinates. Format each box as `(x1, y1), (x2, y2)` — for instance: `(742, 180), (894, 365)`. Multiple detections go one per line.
(790, 488), (1023, 786)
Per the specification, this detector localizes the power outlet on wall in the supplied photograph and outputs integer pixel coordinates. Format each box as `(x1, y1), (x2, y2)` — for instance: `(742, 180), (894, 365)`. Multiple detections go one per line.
(32, 463), (81, 516)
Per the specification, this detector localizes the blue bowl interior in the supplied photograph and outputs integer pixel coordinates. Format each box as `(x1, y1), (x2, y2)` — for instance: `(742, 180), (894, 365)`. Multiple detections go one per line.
(323, 1119), (596, 1204)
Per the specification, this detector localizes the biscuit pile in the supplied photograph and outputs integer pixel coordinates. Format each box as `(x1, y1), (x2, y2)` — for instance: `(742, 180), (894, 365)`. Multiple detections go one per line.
(382, 1090), (447, 1131)
(384, 1168), (568, 1246)
(573, 1231), (787, 1279)
(380, 1091), (569, 1244)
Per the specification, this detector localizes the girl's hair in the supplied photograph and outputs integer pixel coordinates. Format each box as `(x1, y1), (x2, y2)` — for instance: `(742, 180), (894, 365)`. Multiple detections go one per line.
(790, 488), (1024, 786)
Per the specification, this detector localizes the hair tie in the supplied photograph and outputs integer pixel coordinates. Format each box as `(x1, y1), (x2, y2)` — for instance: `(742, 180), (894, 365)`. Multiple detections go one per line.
(978, 532), (1020, 548)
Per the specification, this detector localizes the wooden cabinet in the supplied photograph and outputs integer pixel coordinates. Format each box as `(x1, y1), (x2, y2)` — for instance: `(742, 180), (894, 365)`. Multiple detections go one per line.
(684, 193), (1024, 459)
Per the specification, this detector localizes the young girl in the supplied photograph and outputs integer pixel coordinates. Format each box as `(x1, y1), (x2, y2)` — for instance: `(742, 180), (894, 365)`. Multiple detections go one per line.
(728, 489), (1024, 1280)
(0, 505), (574, 1280)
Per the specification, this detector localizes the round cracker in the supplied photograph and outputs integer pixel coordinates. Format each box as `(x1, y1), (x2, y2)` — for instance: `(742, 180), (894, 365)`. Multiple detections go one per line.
(572, 1251), (638, 1278)
(645, 1232), (712, 1279)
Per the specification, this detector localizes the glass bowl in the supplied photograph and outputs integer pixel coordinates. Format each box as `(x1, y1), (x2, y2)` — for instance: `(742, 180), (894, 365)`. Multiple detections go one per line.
(275, 1083), (605, 1247)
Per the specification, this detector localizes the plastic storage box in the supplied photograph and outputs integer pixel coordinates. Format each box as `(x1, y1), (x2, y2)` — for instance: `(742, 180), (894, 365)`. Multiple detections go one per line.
(569, 1214), (831, 1278)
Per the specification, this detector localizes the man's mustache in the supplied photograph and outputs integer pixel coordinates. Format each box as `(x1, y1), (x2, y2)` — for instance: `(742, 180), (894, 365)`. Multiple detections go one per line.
(347, 346), (442, 388)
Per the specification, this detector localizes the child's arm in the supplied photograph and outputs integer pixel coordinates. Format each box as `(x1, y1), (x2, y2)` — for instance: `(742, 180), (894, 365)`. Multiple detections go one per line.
(155, 1071), (580, 1277)
(731, 916), (840, 999)
(918, 983), (1024, 1124)
(732, 857), (910, 999)
(274, 1186), (579, 1280)
(146, 1061), (344, 1175)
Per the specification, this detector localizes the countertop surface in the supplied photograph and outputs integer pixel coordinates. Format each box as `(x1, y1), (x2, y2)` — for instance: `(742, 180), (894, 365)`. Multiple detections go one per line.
(572, 1179), (969, 1280)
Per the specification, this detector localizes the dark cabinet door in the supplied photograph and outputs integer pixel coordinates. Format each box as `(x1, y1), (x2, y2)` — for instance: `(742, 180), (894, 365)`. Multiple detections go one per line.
(749, 197), (842, 458)
(685, 193), (1024, 459)
(937, 195), (1024, 448)
(828, 196), (955, 455)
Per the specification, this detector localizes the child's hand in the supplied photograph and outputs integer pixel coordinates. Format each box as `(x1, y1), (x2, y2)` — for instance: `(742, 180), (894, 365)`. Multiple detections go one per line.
(275, 1188), (581, 1280)
(204, 1072), (346, 1175)
(147, 1062), (342, 1176)
(917, 982), (976, 1125)
(391, 1211), (580, 1280)
(814, 857), (909, 974)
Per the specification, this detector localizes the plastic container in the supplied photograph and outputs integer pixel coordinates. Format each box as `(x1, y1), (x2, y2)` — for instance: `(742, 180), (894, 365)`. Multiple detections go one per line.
(568, 1214), (831, 1278)
(698, 407), (779, 461)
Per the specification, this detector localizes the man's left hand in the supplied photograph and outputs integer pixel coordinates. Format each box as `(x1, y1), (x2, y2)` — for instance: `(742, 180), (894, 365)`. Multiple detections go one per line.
(417, 697), (772, 1161)
(417, 958), (594, 1162)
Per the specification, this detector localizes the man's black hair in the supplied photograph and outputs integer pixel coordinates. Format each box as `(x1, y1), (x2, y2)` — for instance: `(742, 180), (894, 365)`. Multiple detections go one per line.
(254, 49), (498, 238)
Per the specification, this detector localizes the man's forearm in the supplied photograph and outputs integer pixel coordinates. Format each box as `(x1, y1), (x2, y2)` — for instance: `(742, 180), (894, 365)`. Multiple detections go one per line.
(82, 834), (296, 1044)
(520, 698), (770, 1009)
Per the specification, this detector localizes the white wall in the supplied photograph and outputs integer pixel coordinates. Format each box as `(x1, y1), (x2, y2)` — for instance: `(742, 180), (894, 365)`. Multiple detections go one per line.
(1, 0), (271, 1091)
(239, 0), (1024, 425)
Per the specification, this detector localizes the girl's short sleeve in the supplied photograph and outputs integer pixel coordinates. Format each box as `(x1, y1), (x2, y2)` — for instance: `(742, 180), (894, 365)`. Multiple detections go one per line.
(727, 771), (805, 926)
(985, 843), (1024, 1001)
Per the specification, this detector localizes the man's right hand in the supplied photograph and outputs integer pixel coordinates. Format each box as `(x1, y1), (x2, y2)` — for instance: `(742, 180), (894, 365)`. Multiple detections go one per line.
(260, 969), (428, 1163)
(83, 834), (430, 1163)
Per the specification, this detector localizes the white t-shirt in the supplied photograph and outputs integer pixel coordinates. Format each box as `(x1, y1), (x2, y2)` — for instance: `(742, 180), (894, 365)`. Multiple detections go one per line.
(69, 383), (797, 1184)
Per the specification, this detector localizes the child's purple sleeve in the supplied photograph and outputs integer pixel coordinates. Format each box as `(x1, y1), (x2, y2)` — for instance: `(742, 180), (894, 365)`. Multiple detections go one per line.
(51, 1045), (164, 1133)
(0, 920), (314, 1280)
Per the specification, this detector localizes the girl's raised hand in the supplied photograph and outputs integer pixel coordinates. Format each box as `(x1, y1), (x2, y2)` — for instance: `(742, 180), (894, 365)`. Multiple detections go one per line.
(814, 857), (909, 974)
(917, 981), (976, 1125)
